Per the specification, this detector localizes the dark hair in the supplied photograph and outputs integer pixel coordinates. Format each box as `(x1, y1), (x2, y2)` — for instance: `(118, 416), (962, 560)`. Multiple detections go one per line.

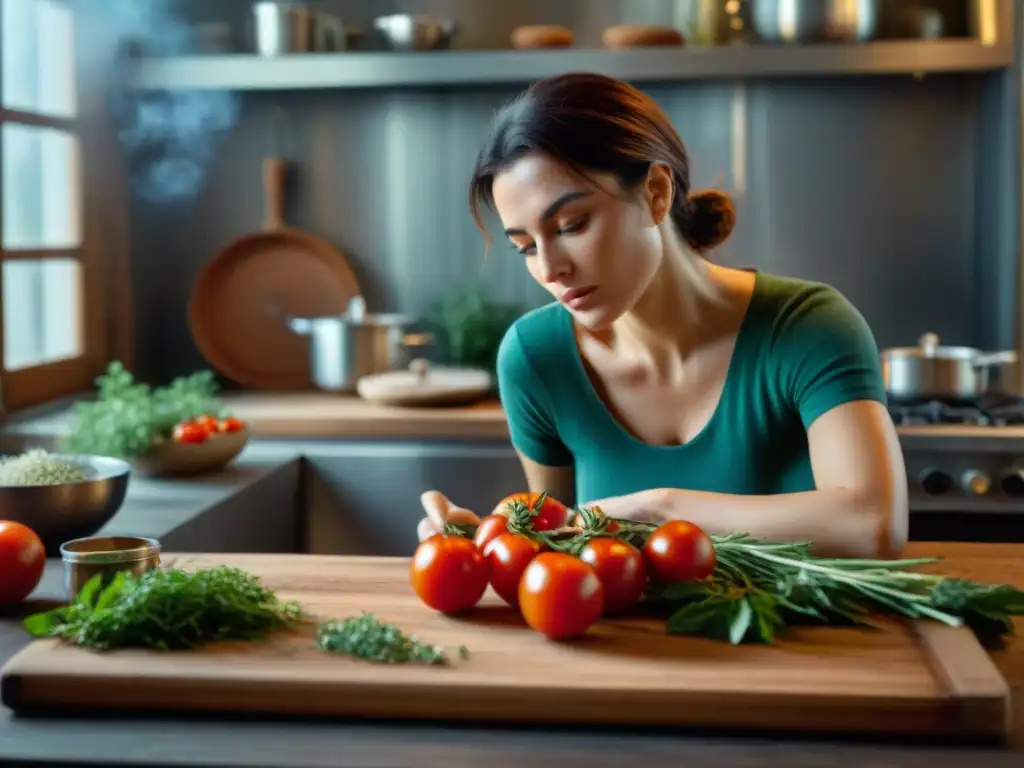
(469, 72), (735, 255)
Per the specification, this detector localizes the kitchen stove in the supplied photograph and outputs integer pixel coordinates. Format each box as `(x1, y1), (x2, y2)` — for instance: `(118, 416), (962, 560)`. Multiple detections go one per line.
(891, 394), (1024, 543)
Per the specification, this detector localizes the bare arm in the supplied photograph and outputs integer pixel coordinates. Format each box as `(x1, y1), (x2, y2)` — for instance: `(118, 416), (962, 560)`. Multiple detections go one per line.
(589, 401), (908, 559)
(516, 452), (576, 507)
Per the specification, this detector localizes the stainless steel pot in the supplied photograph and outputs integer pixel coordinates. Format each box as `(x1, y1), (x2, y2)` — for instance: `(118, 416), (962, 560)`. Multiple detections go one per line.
(749, 0), (879, 43)
(881, 332), (1018, 401)
(288, 297), (434, 393)
(373, 14), (455, 51)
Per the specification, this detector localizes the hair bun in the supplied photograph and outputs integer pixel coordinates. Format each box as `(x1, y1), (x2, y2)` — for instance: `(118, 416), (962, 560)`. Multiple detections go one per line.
(686, 190), (735, 252)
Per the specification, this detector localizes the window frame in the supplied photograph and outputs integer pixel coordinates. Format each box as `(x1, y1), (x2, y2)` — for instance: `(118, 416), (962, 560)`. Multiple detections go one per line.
(0, 0), (131, 412)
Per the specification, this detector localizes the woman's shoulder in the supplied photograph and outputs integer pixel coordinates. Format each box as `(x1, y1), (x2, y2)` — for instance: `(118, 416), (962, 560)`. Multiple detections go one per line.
(747, 271), (873, 344)
(497, 301), (572, 373)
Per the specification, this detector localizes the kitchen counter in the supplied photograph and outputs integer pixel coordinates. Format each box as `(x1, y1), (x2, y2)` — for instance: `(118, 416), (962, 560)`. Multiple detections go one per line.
(0, 392), (510, 443)
(1, 542), (1023, 768)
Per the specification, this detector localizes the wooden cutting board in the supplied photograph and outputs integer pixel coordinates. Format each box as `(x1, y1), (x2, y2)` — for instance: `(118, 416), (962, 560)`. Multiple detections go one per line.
(0, 553), (1012, 741)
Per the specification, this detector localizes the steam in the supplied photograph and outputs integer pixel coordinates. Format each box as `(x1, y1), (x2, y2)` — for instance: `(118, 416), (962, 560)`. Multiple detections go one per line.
(107, 0), (240, 204)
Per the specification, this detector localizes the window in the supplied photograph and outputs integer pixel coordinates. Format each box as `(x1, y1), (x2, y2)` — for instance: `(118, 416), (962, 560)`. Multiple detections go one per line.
(0, 0), (102, 409)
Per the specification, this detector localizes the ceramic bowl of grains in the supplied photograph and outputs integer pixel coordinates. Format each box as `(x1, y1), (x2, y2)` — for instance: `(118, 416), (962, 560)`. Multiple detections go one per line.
(0, 449), (131, 556)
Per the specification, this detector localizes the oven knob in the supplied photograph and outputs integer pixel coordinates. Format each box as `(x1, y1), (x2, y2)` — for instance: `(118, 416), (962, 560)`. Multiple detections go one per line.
(1000, 469), (1024, 496)
(960, 470), (991, 495)
(918, 469), (953, 495)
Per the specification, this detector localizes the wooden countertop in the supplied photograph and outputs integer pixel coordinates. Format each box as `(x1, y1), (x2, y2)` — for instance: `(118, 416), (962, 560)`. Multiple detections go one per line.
(220, 392), (509, 440)
(1, 542), (1023, 767)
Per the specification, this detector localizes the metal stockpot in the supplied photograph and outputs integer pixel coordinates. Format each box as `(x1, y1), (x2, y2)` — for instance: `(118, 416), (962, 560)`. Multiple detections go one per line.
(288, 297), (434, 393)
(880, 332), (1018, 401)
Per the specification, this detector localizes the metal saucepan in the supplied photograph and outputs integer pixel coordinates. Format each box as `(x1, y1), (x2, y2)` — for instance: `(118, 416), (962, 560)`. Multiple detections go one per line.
(749, 0), (879, 44)
(288, 297), (435, 393)
(881, 332), (1018, 401)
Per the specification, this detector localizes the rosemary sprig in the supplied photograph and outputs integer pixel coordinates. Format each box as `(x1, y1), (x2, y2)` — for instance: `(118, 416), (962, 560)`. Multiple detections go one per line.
(317, 612), (468, 665)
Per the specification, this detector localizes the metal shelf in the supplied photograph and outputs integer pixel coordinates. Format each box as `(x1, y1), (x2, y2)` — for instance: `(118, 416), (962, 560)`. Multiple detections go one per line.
(127, 39), (1014, 92)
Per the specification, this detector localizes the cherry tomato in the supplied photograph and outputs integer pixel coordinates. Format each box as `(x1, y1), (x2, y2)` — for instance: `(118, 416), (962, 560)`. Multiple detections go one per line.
(0, 521), (45, 606)
(518, 552), (604, 640)
(218, 416), (245, 434)
(642, 520), (717, 584)
(483, 532), (542, 606)
(173, 421), (208, 444)
(579, 538), (647, 615)
(473, 514), (509, 552)
(410, 534), (489, 614)
(194, 415), (220, 435)
(498, 492), (570, 531)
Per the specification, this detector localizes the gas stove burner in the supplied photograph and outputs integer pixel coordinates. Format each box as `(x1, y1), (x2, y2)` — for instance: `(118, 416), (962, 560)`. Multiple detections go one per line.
(888, 394), (1024, 426)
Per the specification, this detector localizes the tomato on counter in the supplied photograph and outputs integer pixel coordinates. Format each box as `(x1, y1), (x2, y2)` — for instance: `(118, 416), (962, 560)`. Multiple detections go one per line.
(483, 532), (542, 606)
(496, 492), (570, 531)
(410, 533), (489, 614)
(642, 520), (717, 584)
(518, 552), (603, 640)
(0, 521), (45, 606)
(579, 537), (647, 615)
(473, 514), (509, 551)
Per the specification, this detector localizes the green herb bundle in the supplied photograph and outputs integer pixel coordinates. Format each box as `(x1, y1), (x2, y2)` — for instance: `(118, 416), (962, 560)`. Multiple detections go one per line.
(24, 565), (307, 651)
(64, 361), (224, 459)
(317, 612), (468, 665)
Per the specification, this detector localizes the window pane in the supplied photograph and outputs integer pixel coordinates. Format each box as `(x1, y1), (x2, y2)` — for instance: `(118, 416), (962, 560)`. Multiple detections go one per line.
(1, 0), (76, 118)
(1, 122), (80, 249)
(2, 257), (81, 370)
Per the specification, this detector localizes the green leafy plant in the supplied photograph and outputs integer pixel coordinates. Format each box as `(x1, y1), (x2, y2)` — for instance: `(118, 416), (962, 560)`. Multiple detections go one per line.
(63, 361), (224, 459)
(24, 565), (307, 651)
(426, 284), (523, 373)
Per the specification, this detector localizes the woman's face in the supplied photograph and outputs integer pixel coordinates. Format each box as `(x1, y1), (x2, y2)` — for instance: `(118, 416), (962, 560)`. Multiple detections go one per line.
(490, 152), (672, 331)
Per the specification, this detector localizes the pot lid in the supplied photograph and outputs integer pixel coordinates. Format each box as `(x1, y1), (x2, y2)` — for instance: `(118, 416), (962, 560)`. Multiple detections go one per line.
(356, 359), (493, 407)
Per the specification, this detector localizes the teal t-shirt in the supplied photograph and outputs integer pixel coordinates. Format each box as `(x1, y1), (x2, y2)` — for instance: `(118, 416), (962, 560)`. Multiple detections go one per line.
(495, 271), (887, 504)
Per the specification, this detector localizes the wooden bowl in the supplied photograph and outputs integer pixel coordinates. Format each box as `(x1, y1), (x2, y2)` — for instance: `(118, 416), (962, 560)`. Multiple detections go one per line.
(130, 429), (250, 478)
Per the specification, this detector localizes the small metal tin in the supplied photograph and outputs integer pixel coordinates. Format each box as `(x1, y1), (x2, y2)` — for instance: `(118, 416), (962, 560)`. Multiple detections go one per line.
(60, 536), (162, 601)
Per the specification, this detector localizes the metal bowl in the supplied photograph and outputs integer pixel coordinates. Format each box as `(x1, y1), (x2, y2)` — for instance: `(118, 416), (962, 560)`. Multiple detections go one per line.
(750, 0), (879, 44)
(0, 454), (131, 556)
(373, 14), (455, 51)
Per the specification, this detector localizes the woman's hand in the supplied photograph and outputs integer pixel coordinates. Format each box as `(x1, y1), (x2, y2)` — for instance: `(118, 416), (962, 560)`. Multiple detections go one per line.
(417, 490), (482, 542)
(578, 491), (670, 525)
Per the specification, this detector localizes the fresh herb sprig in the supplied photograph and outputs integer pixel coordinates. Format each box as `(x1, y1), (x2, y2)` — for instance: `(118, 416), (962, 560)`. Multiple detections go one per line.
(317, 612), (468, 665)
(452, 503), (1024, 646)
(24, 565), (307, 651)
(63, 361), (225, 459)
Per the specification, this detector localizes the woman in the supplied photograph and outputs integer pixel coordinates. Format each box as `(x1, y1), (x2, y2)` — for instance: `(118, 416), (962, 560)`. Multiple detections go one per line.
(418, 72), (907, 559)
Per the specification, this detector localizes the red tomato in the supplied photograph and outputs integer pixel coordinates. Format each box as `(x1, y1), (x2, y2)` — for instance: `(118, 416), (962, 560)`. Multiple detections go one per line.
(579, 538), (647, 615)
(498, 492), (570, 532)
(194, 415), (220, 435)
(483, 533), (542, 606)
(218, 416), (245, 434)
(642, 520), (717, 584)
(410, 534), (489, 614)
(0, 521), (46, 605)
(518, 552), (604, 640)
(473, 514), (509, 552)
(173, 421), (208, 444)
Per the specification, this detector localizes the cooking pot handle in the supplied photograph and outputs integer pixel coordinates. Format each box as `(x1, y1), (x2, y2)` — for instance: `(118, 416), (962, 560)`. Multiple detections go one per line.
(974, 350), (1018, 368)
